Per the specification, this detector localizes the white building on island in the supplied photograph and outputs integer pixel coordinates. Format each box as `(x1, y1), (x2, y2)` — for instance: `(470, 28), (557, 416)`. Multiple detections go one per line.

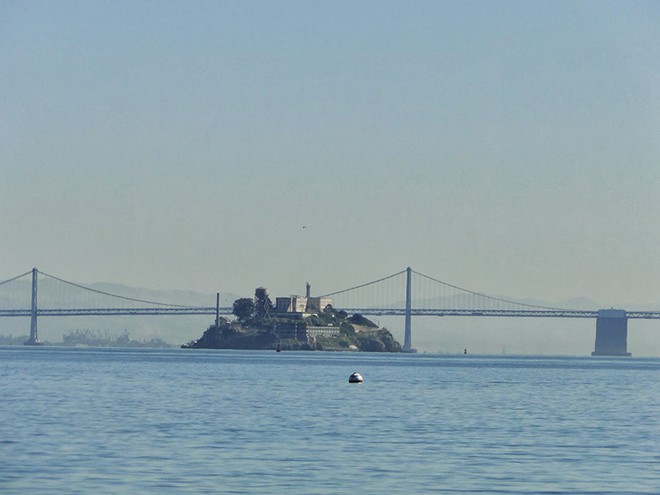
(275, 283), (332, 316)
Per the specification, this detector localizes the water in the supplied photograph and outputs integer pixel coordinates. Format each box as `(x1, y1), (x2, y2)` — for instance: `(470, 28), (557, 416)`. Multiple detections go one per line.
(1, 347), (658, 494)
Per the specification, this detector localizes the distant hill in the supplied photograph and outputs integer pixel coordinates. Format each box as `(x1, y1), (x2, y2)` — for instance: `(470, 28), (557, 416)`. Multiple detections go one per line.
(88, 282), (240, 308)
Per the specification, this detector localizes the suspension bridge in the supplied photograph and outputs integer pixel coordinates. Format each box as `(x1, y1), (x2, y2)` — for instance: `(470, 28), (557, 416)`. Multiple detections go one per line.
(1, 267), (658, 355)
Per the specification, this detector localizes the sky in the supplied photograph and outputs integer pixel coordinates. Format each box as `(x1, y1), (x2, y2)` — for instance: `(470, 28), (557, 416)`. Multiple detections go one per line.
(2, 1), (660, 333)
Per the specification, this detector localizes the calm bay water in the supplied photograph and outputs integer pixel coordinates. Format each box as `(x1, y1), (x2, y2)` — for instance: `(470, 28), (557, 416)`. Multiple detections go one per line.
(1, 347), (658, 494)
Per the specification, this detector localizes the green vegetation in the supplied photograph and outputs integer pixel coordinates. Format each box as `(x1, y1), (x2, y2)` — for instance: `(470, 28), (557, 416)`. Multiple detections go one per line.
(232, 298), (254, 321)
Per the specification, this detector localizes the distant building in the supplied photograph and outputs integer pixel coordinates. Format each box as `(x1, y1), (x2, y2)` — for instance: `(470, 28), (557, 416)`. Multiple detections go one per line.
(306, 296), (333, 312)
(275, 295), (308, 314)
(306, 326), (341, 338)
(273, 321), (307, 340)
(275, 282), (332, 316)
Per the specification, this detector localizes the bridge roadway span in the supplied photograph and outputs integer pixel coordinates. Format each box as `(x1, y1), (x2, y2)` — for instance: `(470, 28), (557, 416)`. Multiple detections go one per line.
(2, 307), (660, 319)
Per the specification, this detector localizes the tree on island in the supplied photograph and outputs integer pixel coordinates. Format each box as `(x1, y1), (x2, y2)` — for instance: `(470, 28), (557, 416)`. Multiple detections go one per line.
(232, 298), (254, 321)
(231, 288), (274, 323)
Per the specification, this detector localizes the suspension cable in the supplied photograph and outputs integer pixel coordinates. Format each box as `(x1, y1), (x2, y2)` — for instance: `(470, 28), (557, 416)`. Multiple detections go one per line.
(38, 270), (199, 308)
(412, 269), (572, 311)
(319, 269), (408, 298)
(0, 270), (33, 287)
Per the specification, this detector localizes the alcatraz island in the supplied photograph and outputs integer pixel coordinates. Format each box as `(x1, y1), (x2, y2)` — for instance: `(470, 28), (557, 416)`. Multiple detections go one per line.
(183, 283), (402, 352)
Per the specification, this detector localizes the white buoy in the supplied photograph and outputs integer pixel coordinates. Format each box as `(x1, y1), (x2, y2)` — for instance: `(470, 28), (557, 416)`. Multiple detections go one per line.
(348, 371), (363, 383)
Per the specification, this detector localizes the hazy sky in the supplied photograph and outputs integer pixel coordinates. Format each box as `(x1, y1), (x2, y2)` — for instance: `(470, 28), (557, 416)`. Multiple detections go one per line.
(2, 1), (660, 311)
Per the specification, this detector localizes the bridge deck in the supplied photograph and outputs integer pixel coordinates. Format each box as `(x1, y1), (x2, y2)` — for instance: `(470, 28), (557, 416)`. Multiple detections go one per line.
(2, 308), (660, 319)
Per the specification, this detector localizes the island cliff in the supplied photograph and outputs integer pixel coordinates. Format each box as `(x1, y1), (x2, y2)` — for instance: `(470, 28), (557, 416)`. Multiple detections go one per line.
(183, 286), (402, 352)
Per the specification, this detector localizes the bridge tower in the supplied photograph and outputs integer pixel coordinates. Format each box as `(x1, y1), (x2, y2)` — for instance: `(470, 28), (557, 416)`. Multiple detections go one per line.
(25, 268), (41, 345)
(592, 309), (631, 356)
(403, 267), (413, 352)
